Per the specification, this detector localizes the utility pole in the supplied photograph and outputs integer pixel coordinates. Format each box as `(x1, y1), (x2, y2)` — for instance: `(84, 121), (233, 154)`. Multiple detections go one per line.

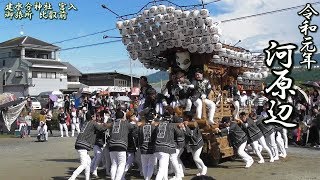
(130, 58), (133, 88)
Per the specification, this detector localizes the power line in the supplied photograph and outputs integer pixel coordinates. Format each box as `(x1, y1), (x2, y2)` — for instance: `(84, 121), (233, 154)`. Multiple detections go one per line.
(52, 28), (117, 44)
(60, 40), (122, 51)
(221, 1), (320, 23)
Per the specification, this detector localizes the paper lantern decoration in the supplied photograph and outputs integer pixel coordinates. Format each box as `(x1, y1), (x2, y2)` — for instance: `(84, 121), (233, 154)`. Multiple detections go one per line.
(123, 20), (130, 27)
(138, 33), (147, 42)
(167, 22), (175, 31)
(201, 36), (210, 44)
(159, 42), (167, 51)
(205, 44), (214, 53)
(198, 44), (206, 54)
(237, 76), (243, 83)
(127, 27), (135, 35)
(212, 54), (220, 62)
(181, 41), (189, 49)
(136, 15), (145, 24)
(163, 31), (171, 40)
(158, 5), (167, 14)
(116, 21), (124, 29)
(130, 18), (139, 27)
(150, 38), (158, 47)
(120, 28), (127, 36)
(184, 36), (193, 44)
(126, 43), (134, 52)
(174, 40), (182, 47)
(155, 14), (163, 22)
(214, 43), (222, 51)
(130, 34), (138, 43)
(186, 19), (195, 29)
(166, 6), (175, 14)
(134, 26), (141, 34)
(176, 51), (191, 70)
(171, 31), (180, 39)
(149, 6), (158, 15)
(204, 17), (213, 26)
(190, 10), (200, 18)
(151, 25), (161, 34)
(177, 19), (186, 28)
(122, 36), (130, 45)
(141, 42), (150, 50)
(130, 52), (138, 60)
(166, 40), (175, 49)
(144, 30), (154, 39)
(195, 18), (204, 27)
(200, 9), (209, 18)
(188, 44), (197, 53)
(182, 11), (190, 19)
(148, 18), (156, 25)
(261, 71), (268, 78)
(143, 10), (150, 17)
(174, 9), (183, 18)
(133, 42), (142, 51)
(155, 33), (164, 42)
(152, 47), (161, 56)
(193, 37), (201, 46)
(187, 29), (195, 37)
(160, 22), (168, 32)
(140, 23), (150, 32)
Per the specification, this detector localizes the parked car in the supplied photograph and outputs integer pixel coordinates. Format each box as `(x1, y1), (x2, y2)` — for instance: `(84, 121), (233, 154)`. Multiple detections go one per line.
(19, 97), (42, 110)
(31, 97), (42, 110)
(37, 91), (64, 109)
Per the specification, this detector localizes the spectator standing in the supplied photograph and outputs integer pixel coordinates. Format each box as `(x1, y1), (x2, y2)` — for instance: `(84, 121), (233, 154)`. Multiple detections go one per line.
(46, 110), (53, 136)
(58, 108), (69, 137)
(25, 112), (33, 137)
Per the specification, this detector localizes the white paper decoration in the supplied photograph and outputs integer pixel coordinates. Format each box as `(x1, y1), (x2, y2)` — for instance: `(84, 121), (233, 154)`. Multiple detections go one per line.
(149, 6), (158, 15)
(158, 5), (167, 14)
(130, 52), (138, 60)
(214, 43), (222, 51)
(166, 40), (175, 49)
(188, 44), (197, 53)
(182, 11), (190, 19)
(198, 45), (206, 54)
(133, 43), (142, 51)
(190, 10), (200, 18)
(116, 21), (123, 29)
(126, 43), (134, 52)
(122, 36), (130, 45)
(155, 14), (163, 22)
(166, 6), (175, 14)
(205, 44), (214, 53)
(159, 42), (167, 51)
(174, 9), (183, 18)
(143, 10), (150, 17)
(200, 9), (209, 18)
(193, 37), (201, 45)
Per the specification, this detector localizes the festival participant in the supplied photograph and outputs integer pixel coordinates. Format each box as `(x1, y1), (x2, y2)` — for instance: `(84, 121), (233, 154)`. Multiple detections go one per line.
(154, 111), (182, 180)
(191, 68), (216, 125)
(25, 112), (32, 137)
(45, 110), (53, 136)
(71, 107), (80, 137)
(122, 111), (139, 179)
(109, 110), (139, 180)
(139, 109), (157, 180)
(274, 125), (287, 158)
(223, 77), (240, 119)
(215, 117), (254, 168)
(161, 72), (177, 107)
(68, 114), (110, 180)
(58, 107), (69, 137)
(172, 70), (194, 112)
(37, 121), (48, 141)
(240, 91), (248, 107)
(247, 112), (275, 163)
(182, 111), (207, 176)
(90, 114), (106, 177)
(138, 76), (154, 118)
(258, 104), (279, 160)
(169, 107), (186, 179)
(253, 91), (268, 115)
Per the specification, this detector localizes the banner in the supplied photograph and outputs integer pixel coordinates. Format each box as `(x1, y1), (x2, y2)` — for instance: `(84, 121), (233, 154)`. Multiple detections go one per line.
(2, 101), (26, 131)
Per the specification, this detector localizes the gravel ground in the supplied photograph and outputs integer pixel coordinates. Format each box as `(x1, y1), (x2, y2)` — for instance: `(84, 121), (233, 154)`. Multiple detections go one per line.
(0, 130), (320, 180)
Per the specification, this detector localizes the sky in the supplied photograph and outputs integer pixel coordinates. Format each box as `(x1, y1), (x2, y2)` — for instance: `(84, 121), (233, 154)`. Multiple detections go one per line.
(0, 0), (319, 76)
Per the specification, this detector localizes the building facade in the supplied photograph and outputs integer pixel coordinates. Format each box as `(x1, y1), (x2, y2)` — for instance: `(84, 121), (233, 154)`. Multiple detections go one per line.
(0, 36), (68, 97)
(80, 72), (140, 93)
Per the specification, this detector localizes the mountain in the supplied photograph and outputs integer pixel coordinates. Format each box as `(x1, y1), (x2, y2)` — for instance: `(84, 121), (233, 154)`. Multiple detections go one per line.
(147, 71), (169, 83)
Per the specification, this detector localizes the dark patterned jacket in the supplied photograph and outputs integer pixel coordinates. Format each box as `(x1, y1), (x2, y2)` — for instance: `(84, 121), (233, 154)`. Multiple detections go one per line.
(109, 119), (137, 152)
(171, 79), (193, 100)
(220, 121), (248, 149)
(138, 123), (157, 154)
(154, 121), (181, 154)
(184, 125), (204, 151)
(191, 78), (212, 102)
(173, 116), (185, 149)
(255, 116), (274, 137)
(241, 118), (263, 143)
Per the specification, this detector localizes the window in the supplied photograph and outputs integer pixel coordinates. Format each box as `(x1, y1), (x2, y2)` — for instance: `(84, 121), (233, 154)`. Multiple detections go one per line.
(15, 71), (23, 78)
(32, 71), (57, 79)
(114, 79), (127, 87)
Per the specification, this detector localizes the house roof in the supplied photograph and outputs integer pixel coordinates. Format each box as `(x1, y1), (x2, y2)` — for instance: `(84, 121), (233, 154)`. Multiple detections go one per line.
(82, 71), (140, 79)
(61, 62), (82, 77)
(25, 59), (67, 68)
(0, 36), (59, 49)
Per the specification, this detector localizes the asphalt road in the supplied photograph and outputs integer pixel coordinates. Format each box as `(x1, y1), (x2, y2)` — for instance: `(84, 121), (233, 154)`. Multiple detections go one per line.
(0, 131), (319, 180)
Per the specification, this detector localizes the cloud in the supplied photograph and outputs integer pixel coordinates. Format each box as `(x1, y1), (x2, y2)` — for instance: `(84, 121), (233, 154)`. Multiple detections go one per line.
(209, 0), (320, 52)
